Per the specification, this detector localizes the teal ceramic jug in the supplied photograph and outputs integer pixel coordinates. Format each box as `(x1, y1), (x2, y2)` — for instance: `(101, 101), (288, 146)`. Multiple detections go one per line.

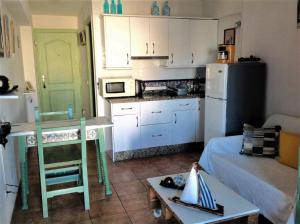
(103, 0), (109, 14)
(117, 0), (123, 14)
(163, 1), (170, 16)
(111, 0), (116, 14)
(151, 1), (160, 16)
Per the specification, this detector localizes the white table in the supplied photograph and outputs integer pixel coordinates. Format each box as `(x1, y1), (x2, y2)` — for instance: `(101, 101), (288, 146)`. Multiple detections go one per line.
(147, 171), (259, 224)
(9, 117), (113, 210)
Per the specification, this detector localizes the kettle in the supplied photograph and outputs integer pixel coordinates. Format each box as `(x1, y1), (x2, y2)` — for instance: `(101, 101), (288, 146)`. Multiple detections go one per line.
(0, 76), (18, 94)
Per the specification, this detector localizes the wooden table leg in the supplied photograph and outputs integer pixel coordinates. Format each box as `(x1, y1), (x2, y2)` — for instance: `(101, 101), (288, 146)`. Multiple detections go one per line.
(148, 187), (160, 209)
(97, 128), (112, 195)
(161, 203), (173, 220)
(247, 213), (259, 224)
(18, 136), (28, 210)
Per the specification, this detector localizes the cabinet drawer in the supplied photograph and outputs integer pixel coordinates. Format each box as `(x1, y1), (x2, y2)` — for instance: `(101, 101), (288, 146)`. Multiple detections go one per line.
(112, 102), (139, 115)
(141, 124), (171, 148)
(140, 100), (173, 125)
(171, 98), (198, 111)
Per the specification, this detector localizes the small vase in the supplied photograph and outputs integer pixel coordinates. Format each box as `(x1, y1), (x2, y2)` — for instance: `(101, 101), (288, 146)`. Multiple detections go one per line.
(111, 0), (116, 14)
(117, 0), (123, 14)
(151, 1), (160, 16)
(163, 1), (170, 16)
(103, 0), (109, 14)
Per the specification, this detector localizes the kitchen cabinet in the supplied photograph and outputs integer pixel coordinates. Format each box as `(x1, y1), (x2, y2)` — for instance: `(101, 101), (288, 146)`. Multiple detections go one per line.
(196, 98), (205, 142)
(103, 16), (132, 68)
(167, 19), (191, 67)
(0, 140), (19, 224)
(130, 17), (168, 57)
(111, 102), (141, 152)
(190, 20), (218, 66)
(112, 115), (141, 152)
(170, 98), (198, 144)
(111, 98), (204, 158)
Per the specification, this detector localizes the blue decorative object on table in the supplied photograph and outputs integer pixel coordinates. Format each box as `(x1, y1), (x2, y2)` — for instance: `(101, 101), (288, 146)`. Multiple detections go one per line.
(162, 1), (170, 16)
(103, 0), (109, 14)
(111, 0), (116, 14)
(151, 1), (160, 16)
(174, 174), (186, 187)
(117, 0), (123, 14)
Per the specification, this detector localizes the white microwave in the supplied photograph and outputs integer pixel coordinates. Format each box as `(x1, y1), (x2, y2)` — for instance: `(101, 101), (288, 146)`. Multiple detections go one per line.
(99, 77), (136, 98)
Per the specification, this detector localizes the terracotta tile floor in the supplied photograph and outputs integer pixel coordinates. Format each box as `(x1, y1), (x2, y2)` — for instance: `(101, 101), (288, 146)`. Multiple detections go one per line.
(12, 143), (201, 224)
(12, 143), (270, 224)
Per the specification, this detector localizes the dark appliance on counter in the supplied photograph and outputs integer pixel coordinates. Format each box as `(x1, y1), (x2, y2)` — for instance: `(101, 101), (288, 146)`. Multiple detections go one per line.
(0, 76), (18, 94)
(0, 122), (11, 147)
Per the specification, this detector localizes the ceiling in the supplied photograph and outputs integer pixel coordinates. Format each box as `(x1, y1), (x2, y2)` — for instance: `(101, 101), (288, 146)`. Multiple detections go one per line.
(28, 0), (87, 16)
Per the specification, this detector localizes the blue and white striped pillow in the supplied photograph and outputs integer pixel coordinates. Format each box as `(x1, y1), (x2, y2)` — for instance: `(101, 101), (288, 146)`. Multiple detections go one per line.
(198, 173), (217, 210)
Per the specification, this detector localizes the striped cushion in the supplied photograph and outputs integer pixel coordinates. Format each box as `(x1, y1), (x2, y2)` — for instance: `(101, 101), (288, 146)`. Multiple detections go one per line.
(198, 173), (217, 210)
(240, 124), (281, 157)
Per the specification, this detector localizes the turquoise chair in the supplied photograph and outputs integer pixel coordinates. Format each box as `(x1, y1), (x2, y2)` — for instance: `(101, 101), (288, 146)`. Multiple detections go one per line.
(34, 106), (89, 218)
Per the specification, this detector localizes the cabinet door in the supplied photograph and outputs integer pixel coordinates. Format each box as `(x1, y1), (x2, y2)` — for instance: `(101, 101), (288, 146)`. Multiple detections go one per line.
(168, 19), (191, 67)
(196, 98), (205, 142)
(141, 124), (171, 148)
(171, 110), (197, 144)
(112, 115), (141, 152)
(130, 17), (149, 57)
(149, 18), (168, 56)
(104, 16), (131, 68)
(190, 20), (218, 66)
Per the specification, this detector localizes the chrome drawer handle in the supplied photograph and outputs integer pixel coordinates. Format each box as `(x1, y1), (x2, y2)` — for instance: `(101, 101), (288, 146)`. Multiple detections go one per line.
(174, 113), (177, 124)
(179, 103), (190, 106)
(152, 134), (162, 137)
(151, 111), (162, 114)
(136, 116), (138, 127)
(146, 43), (149, 54)
(121, 107), (132, 110)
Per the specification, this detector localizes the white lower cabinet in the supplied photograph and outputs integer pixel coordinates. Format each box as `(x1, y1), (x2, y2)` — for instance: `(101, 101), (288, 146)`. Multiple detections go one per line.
(111, 98), (204, 155)
(141, 124), (171, 148)
(112, 115), (141, 152)
(171, 110), (197, 144)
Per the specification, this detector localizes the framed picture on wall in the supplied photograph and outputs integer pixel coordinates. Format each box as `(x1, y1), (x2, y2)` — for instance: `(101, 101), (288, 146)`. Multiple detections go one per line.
(224, 28), (235, 45)
(297, 0), (300, 29)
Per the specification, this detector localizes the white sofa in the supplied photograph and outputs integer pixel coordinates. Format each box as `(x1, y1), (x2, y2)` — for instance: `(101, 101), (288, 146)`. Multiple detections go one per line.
(199, 114), (299, 224)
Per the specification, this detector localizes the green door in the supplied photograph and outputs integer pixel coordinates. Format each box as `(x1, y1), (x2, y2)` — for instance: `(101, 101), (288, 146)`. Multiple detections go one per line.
(34, 29), (82, 120)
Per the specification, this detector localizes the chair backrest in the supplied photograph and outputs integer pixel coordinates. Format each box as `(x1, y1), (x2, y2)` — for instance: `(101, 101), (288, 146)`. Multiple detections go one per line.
(34, 104), (73, 122)
(34, 106), (86, 160)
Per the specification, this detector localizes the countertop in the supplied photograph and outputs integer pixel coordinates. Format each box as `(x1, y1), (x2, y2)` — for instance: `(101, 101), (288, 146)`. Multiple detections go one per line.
(107, 94), (205, 104)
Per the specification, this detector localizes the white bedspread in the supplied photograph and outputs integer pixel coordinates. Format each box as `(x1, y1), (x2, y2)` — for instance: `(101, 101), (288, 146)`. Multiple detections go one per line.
(199, 135), (297, 224)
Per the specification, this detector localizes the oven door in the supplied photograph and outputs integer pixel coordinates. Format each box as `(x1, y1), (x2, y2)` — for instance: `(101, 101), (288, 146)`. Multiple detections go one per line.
(106, 82), (125, 94)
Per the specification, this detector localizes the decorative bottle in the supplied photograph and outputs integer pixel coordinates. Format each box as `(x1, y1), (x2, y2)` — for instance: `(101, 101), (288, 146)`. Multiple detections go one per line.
(117, 0), (123, 14)
(110, 0), (117, 14)
(151, 1), (160, 16)
(103, 0), (109, 14)
(163, 1), (170, 16)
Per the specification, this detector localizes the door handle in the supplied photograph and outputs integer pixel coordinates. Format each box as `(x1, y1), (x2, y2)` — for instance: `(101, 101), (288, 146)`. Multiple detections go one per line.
(146, 43), (148, 54)
(171, 53), (174, 64)
(152, 43), (155, 54)
(42, 74), (46, 89)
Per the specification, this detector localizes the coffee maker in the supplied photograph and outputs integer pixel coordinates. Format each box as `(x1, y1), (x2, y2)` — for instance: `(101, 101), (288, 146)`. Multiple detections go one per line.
(217, 44), (235, 64)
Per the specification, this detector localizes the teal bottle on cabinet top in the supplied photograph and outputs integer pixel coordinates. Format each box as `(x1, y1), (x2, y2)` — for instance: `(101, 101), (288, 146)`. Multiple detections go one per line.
(151, 1), (160, 16)
(111, 0), (116, 14)
(103, 0), (109, 14)
(163, 1), (170, 16)
(117, 0), (123, 14)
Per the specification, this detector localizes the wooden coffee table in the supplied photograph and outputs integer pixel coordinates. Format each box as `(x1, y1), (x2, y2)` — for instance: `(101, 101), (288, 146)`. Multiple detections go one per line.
(147, 171), (259, 224)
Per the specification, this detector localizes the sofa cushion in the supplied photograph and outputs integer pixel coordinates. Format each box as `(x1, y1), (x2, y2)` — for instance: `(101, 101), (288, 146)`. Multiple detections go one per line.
(241, 124), (281, 157)
(278, 131), (300, 169)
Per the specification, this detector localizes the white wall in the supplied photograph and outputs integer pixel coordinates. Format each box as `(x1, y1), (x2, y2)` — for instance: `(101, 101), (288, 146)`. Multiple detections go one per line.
(203, 0), (300, 118)
(32, 15), (78, 29)
(241, 0), (300, 117)
(20, 26), (36, 90)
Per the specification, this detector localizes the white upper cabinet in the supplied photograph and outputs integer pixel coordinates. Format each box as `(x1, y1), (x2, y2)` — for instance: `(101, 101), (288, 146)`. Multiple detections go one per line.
(167, 19), (191, 67)
(103, 16), (132, 68)
(130, 17), (168, 57)
(130, 17), (149, 57)
(190, 19), (218, 66)
(149, 18), (169, 56)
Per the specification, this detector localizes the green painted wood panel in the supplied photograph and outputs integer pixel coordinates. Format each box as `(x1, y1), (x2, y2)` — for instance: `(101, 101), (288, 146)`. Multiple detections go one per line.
(34, 30), (82, 120)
